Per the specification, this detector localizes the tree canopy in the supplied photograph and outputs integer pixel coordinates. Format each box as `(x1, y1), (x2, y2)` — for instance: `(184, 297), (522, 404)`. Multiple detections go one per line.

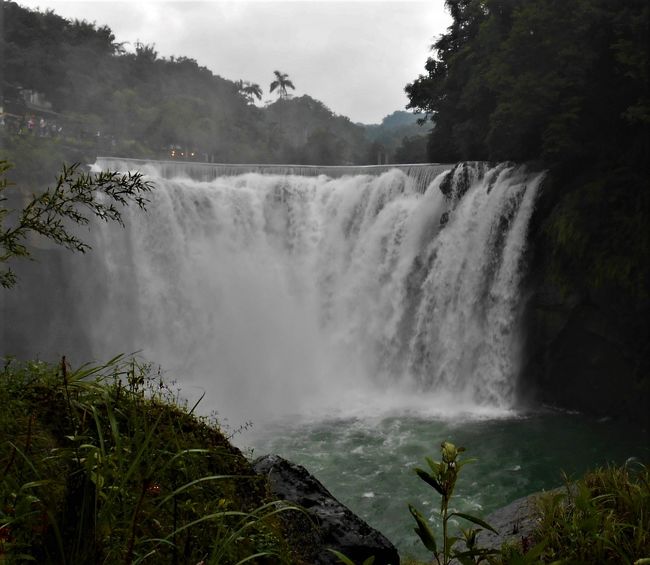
(406, 0), (649, 167)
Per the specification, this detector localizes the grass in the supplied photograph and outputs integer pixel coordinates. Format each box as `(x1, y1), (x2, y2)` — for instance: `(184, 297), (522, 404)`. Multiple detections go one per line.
(531, 463), (650, 564)
(0, 356), (302, 564)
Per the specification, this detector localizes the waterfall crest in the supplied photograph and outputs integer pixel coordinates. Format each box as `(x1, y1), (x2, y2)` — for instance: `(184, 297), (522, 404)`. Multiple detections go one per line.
(95, 157), (452, 194)
(6, 160), (544, 422)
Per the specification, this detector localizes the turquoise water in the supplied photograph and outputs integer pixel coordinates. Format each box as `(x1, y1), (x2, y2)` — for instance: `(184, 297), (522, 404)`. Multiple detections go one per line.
(247, 410), (649, 560)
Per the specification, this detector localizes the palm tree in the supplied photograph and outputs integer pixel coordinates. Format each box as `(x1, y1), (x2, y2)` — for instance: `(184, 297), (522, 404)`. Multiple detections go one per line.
(243, 83), (263, 103)
(236, 81), (263, 104)
(269, 70), (295, 99)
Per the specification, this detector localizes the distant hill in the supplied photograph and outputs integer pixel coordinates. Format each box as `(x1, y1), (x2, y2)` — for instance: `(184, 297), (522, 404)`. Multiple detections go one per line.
(362, 111), (432, 163)
(264, 95), (369, 165)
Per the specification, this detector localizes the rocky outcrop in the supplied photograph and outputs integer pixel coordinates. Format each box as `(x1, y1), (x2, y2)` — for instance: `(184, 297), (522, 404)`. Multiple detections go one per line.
(253, 454), (400, 565)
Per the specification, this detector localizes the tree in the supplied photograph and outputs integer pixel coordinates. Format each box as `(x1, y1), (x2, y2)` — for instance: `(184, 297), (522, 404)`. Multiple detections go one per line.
(405, 0), (649, 165)
(244, 83), (263, 103)
(269, 70), (295, 99)
(0, 160), (153, 288)
(237, 81), (263, 104)
(394, 135), (429, 163)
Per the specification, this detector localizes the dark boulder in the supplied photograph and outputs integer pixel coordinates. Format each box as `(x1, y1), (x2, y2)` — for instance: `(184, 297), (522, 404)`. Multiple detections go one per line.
(253, 454), (400, 565)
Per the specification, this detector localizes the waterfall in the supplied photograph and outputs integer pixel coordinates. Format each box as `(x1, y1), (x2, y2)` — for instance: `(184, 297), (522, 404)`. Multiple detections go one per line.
(3, 160), (544, 424)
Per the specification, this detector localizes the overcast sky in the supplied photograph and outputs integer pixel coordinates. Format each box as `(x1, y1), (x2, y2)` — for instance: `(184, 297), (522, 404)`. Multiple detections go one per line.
(16, 0), (451, 124)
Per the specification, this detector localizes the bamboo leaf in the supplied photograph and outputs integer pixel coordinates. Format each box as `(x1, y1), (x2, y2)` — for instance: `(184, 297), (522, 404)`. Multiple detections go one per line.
(425, 456), (440, 473)
(449, 512), (498, 534)
(415, 467), (444, 495)
(155, 475), (238, 508)
(20, 479), (53, 490)
(456, 457), (477, 470)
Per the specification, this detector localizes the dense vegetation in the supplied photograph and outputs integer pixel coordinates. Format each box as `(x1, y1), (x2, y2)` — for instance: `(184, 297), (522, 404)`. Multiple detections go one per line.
(530, 464), (650, 564)
(407, 0), (649, 421)
(1, 2), (426, 171)
(406, 0), (648, 166)
(0, 357), (309, 563)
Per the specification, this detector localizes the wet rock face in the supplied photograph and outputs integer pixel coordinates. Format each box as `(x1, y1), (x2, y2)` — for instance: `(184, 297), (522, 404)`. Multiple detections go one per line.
(253, 454), (400, 565)
(522, 273), (650, 427)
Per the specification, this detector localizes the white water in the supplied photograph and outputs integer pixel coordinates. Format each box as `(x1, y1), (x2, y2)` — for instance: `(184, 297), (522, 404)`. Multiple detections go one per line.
(62, 159), (543, 427)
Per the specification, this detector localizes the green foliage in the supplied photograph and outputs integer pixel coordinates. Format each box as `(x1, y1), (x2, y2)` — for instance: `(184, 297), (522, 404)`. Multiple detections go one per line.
(531, 463), (650, 564)
(0, 356), (298, 563)
(494, 539), (547, 565)
(0, 160), (153, 288)
(541, 168), (649, 305)
(409, 442), (498, 565)
(408, 447), (649, 565)
(406, 0), (649, 166)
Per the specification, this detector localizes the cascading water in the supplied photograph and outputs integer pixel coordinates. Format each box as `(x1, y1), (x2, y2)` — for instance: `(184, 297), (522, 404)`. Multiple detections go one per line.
(6, 158), (544, 425)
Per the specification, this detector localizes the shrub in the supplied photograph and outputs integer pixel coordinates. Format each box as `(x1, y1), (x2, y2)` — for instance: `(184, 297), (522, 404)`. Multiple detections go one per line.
(533, 463), (650, 564)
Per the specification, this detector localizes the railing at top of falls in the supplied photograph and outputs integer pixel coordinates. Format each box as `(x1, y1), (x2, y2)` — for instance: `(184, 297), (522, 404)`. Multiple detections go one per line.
(95, 157), (454, 194)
